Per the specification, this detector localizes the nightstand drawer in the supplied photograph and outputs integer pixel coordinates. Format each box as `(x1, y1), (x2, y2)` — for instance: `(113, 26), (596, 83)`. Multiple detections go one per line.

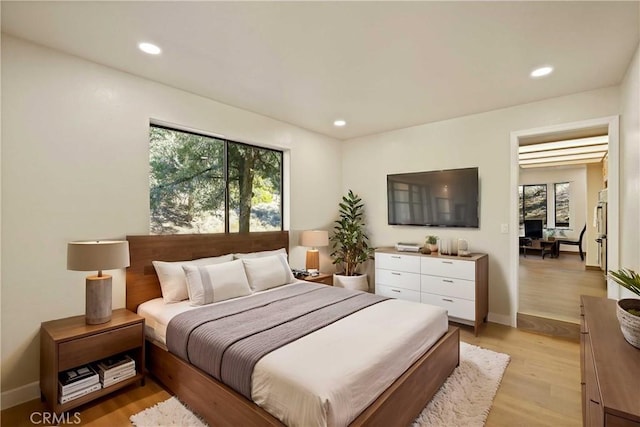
(58, 323), (143, 371)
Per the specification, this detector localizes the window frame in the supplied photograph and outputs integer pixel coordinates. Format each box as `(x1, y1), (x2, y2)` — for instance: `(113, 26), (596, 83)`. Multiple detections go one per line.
(553, 182), (570, 229)
(149, 123), (284, 234)
(518, 183), (548, 228)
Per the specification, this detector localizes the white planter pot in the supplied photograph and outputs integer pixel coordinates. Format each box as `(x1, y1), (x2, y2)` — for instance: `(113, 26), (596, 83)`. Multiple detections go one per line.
(333, 274), (369, 292)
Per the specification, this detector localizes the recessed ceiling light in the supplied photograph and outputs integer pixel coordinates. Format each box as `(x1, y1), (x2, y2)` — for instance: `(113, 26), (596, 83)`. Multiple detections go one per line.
(333, 120), (346, 127)
(530, 66), (553, 78)
(138, 42), (161, 55)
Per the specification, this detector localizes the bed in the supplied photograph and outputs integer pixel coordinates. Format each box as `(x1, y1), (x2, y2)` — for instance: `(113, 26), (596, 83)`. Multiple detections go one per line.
(126, 232), (459, 426)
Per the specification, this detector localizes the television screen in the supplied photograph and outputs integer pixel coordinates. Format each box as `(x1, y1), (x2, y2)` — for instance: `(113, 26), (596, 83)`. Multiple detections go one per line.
(524, 219), (543, 239)
(387, 167), (479, 228)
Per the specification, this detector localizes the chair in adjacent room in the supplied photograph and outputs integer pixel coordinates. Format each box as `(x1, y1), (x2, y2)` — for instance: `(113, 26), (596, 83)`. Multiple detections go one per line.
(558, 224), (586, 260)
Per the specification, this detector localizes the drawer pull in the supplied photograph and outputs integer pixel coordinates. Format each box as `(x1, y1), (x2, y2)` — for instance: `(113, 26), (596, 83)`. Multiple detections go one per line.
(442, 261), (453, 264)
(391, 256), (401, 259)
(442, 298), (454, 302)
(391, 272), (401, 276)
(443, 279), (454, 283)
(391, 289), (401, 293)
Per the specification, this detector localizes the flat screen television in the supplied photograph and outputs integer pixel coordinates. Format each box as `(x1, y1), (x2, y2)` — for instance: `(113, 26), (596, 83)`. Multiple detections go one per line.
(387, 167), (479, 228)
(524, 219), (543, 239)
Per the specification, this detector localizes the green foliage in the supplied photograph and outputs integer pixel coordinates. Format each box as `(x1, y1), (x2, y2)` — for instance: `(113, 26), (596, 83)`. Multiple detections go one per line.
(426, 235), (438, 245)
(608, 268), (640, 297)
(149, 126), (282, 234)
(330, 190), (374, 276)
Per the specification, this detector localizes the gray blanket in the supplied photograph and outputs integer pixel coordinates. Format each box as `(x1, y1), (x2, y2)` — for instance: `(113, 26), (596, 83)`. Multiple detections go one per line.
(166, 282), (388, 399)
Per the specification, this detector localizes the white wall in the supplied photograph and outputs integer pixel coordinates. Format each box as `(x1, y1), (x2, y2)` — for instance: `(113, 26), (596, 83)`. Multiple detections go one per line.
(618, 42), (640, 299)
(341, 87), (620, 324)
(0, 36), (343, 399)
(585, 163), (604, 267)
(519, 166), (588, 248)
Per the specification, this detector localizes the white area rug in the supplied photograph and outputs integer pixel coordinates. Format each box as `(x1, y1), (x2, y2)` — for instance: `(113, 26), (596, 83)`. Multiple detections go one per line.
(130, 342), (509, 427)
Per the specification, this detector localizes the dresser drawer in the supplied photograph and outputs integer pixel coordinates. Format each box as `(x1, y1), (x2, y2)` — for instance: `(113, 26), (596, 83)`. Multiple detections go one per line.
(421, 275), (475, 301)
(58, 323), (143, 371)
(421, 292), (475, 321)
(376, 253), (420, 273)
(376, 284), (421, 302)
(376, 269), (421, 292)
(421, 257), (475, 280)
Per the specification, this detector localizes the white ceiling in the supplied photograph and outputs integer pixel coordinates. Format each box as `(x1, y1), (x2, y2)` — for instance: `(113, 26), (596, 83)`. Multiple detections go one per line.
(2, 1), (639, 140)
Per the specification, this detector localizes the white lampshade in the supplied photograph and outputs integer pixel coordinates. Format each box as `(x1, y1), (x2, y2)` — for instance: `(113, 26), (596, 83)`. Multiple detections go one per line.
(67, 240), (130, 272)
(300, 230), (329, 248)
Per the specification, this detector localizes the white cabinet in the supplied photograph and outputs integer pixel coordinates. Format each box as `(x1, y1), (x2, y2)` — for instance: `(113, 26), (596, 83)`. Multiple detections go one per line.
(375, 249), (488, 335)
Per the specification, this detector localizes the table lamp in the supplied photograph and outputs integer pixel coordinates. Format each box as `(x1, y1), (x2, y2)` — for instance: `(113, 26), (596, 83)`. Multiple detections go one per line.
(67, 240), (130, 325)
(299, 230), (329, 274)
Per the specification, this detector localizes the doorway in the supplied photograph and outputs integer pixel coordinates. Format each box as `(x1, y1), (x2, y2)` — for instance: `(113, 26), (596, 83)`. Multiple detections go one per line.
(509, 116), (620, 334)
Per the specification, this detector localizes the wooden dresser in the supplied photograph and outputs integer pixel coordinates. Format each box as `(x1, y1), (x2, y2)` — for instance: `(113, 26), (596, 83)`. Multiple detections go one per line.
(580, 296), (640, 426)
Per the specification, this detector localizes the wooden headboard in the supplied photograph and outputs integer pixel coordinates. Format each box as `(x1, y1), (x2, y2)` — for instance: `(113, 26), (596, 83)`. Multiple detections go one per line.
(126, 231), (290, 312)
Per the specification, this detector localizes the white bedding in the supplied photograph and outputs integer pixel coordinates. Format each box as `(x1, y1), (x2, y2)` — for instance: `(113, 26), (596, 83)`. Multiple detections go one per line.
(138, 286), (448, 427)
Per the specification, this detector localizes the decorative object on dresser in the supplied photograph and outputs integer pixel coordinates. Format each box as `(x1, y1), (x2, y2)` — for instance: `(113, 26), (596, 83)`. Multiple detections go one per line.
(40, 309), (145, 414)
(608, 268), (640, 348)
(330, 190), (374, 291)
(580, 296), (640, 426)
(426, 235), (438, 253)
(374, 248), (489, 335)
(299, 230), (329, 274)
(67, 240), (130, 324)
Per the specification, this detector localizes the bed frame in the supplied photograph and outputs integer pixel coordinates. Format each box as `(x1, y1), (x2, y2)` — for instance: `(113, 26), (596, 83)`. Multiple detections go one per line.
(126, 232), (460, 426)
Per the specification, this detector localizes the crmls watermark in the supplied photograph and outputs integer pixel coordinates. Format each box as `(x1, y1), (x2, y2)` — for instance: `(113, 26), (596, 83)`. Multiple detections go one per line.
(29, 411), (81, 425)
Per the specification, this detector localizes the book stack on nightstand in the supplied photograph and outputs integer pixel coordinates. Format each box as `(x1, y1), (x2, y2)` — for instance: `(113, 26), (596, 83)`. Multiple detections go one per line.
(95, 354), (136, 388)
(58, 365), (100, 404)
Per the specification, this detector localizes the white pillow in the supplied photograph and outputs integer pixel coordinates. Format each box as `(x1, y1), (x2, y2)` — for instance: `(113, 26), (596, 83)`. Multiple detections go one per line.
(182, 259), (252, 306)
(242, 254), (296, 291)
(233, 248), (288, 260)
(152, 254), (234, 303)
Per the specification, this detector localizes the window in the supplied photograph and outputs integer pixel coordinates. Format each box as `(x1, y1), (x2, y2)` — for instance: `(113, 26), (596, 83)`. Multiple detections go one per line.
(554, 182), (570, 228)
(518, 184), (547, 232)
(149, 125), (282, 234)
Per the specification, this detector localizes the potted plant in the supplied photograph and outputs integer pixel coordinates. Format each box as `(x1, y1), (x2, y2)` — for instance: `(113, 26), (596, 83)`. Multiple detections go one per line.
(608, 268), (640, 348)
(330, 190), (374, 291)
(426, 235), (438, 253)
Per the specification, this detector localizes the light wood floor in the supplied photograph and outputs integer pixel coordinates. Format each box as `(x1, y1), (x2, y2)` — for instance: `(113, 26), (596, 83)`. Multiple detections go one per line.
(1, 323), (581, 426)
(519, 251), (606, 324)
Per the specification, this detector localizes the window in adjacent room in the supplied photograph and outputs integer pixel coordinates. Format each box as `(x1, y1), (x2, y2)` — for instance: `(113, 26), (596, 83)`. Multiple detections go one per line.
(518, 184), (547, 234)
(554, 182), (570, 228)
(149, 125), (283, 234)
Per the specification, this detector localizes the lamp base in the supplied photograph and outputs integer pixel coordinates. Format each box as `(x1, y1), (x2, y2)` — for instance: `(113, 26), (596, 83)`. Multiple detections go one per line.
(305, 249), (320, 272)
(86, 275), (112, 325)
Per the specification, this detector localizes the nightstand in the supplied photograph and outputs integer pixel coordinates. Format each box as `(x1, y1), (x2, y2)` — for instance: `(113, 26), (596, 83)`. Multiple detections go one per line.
(40, 308), (145, 414)
(303, 273), (333, 286)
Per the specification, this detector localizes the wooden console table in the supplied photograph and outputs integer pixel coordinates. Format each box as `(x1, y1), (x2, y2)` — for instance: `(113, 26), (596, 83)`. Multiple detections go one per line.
(580, 296), (640, 426)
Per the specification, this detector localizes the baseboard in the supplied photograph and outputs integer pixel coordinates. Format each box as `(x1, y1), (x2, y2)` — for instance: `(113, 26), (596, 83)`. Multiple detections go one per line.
(488, 312), (512, 327)
(585, 265), (602, 271)
(1, 381), (39, 410)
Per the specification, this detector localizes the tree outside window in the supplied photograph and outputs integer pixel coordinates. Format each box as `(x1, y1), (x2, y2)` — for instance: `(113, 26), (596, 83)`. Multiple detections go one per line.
(149, 125), (282, 234)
